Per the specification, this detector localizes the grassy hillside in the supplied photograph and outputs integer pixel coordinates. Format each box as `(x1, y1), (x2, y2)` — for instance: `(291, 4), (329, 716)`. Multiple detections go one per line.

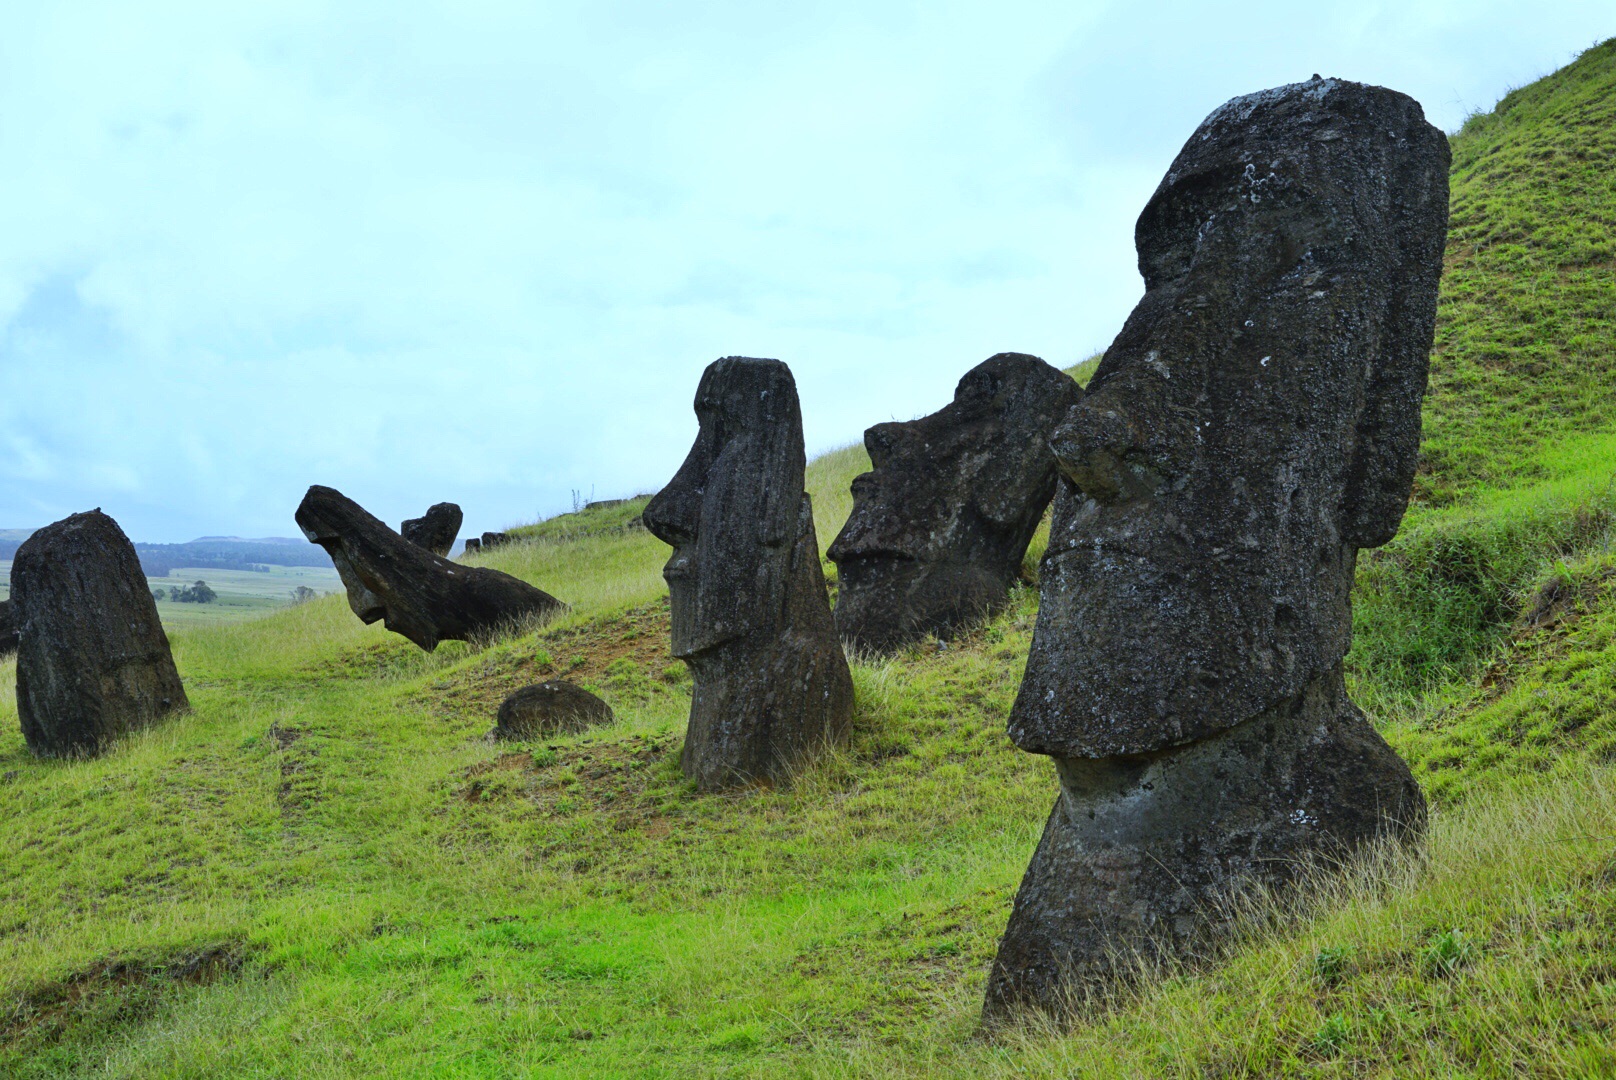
(4, 41), (1616, 1078)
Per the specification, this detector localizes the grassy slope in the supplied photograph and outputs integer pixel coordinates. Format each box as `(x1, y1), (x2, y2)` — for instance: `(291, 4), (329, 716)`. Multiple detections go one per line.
(4, 42), (1616, 1078)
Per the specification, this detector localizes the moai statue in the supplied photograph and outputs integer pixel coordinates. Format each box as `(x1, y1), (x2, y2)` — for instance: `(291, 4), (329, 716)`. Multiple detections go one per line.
(643, 357), (854, 791)
(828, 353), (1082, 653)
(11, 510), (189, 757)
(296, 486), (563, 650)
(983, 78), (1450, 1019)
(401, 502), (463, 557)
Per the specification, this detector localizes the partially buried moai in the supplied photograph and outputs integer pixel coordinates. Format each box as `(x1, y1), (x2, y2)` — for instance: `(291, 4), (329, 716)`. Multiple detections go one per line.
(983, 78), (1450, 1019)
(643, 357), (854, 791)
(400, 502), (463, 557)
(12, 510), (189, 757)
(297, 486), (564, 651)
(828, 353), (1081, 653)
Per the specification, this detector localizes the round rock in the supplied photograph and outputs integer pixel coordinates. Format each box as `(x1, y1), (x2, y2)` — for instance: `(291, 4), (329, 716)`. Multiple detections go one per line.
(495, 681), (614, 740)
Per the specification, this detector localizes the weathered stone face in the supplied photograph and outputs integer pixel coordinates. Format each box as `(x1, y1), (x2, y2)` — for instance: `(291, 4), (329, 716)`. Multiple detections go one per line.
(296, 486), (564, 651)
(985, 78), (1449, 1019)
(1010, 78), (1451, 760)
(828, 353), (1081, 652)
(494, 681), (615, 740)
(643, 357), (854, 791)
(11, 510), (189, 758)
(401, 503), (463, 558)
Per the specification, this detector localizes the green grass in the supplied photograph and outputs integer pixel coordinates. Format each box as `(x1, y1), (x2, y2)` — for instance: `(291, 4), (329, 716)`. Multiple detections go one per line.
(5, 39), (1616, 1079)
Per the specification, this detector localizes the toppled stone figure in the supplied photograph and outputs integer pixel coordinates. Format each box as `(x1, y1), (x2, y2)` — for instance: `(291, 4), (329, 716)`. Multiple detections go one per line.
(984, 77), (1449, 1019)
(828, 353), (1081, 652)
(481, 531), (511, 551)
(296, 486), (564, 651)
(463, 538), (482, 556)
(643, 357), (854, 791)
(0, 599), (17, 657)
(495, 681), (615, 740)
(401, 502), (463, 557)
(11, 510), (189, 757)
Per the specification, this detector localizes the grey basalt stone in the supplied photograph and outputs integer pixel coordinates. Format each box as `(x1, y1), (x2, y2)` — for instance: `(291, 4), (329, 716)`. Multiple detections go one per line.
(11, 510), (189, 758)
(401, 502), (463, 558)
(296, 485), (564, 651)
(984, 77), (1449, 1020)
(642, 357), (854, 792)
(828, 353), (1081, 653)
(495, 681), (615, 740)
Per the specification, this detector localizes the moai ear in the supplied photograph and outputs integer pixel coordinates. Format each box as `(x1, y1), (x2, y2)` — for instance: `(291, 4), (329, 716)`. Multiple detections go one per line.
(1340, 349), (1425, 549)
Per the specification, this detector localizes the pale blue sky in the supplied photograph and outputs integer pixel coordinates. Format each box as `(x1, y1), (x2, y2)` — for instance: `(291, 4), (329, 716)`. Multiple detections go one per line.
(1, 1), (1608, 541)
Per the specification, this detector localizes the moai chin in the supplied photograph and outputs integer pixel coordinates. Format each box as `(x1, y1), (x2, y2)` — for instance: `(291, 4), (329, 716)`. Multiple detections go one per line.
(984, 77), (1450, 1020)
(643, 356), (854, 791)
(828, 353), (1082, 654)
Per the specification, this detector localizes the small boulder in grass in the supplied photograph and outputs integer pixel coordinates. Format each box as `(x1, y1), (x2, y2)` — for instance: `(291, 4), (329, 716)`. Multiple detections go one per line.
(495, 681), (615, 740)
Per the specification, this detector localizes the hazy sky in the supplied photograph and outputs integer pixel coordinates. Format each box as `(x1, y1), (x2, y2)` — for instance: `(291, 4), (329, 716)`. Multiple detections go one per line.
(1, 1), (1608, 541)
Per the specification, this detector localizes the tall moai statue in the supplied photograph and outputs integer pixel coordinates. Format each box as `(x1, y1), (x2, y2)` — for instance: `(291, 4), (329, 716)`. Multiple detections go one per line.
(983, 78), (1450, 1019)
(12, 510), (189, 757)
(828, 353), (1082, 653)
(643, 357), (854, 791)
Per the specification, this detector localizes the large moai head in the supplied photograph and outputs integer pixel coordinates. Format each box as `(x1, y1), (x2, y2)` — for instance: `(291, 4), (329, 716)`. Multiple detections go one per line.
(643, 357), (854, 790)
(828, 353), (1082, 653)
(644, 357), (810, 660)
(11, 510), (189, 757)
(1009, 77), (1451, 759)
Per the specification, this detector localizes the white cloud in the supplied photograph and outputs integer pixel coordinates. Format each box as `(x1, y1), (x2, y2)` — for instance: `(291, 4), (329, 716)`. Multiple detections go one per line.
(0, 0), (1608, 539)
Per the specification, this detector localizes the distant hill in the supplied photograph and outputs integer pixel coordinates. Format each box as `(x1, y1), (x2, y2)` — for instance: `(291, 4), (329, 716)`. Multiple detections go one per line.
(0, 529), (332, 577)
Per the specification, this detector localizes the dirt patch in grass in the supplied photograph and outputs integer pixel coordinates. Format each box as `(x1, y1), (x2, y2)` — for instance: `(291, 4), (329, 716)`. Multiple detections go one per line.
(0, 945), (244, 1049)
(417, 600), (682, 724)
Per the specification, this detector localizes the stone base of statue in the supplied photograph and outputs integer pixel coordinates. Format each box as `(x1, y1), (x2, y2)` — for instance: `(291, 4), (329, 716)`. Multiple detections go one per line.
(983, 666), (1424, 1021)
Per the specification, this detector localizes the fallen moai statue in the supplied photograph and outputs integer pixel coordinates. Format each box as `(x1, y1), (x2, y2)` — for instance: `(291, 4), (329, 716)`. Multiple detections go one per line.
(643, 356), (854, 791)
(401, 502), (463, 557)
(983, 77), (1449, 1020)
(463, 538), (481, 556)
(11, 510), (189, 757)
(0, 599), (17, 657)
(495, 681), (615, 740)
(828, 352), (1081, 652)
(480, 531), (511, 551)
(296, 485), (564, 651)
